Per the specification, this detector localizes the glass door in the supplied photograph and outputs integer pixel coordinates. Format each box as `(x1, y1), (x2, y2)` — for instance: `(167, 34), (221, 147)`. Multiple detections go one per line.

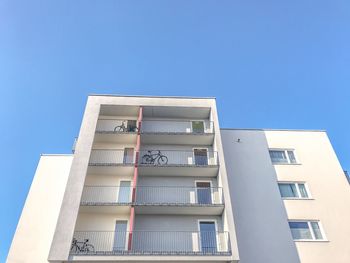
(118, 181), (131, 203)
(199, 221), (217, 253)
(194, 149), (208, 165)
(127, 120), (137, 132)
(196, 182), (212, 204)
(113, 221), (128, 251)
(123, 148), (134, 164)
(192, 121), (205, 133)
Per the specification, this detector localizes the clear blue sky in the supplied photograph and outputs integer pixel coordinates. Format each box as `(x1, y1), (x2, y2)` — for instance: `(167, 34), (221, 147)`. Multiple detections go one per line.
(1, 0), (349, 260)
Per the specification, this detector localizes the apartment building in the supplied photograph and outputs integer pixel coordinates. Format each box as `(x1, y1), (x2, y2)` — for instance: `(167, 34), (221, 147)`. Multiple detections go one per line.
(7, 95), (239, 263)
(7, 95), (350, 263)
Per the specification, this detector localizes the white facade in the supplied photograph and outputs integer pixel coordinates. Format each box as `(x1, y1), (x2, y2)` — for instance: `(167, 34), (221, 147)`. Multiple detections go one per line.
(221, 129), (350, 263)
(7, 95), (350, 263)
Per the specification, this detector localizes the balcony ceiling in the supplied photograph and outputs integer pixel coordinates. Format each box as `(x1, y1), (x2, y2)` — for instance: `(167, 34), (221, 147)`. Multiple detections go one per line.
(143, 106), (211, 119)
(100, 105), (140, 116)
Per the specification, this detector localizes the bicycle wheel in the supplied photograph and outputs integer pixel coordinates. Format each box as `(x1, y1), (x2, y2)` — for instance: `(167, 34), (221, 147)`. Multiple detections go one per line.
(70, 245), (79, 254)
(85, 244), (95, 253)
(141, 155), (152, 164)
(157, 155), (168, 165)
(114, 126), (123, 132)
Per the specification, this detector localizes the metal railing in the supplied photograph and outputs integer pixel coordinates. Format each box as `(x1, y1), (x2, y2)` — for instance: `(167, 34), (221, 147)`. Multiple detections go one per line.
(81, 186), (132, 205)
(96, 119), (139, 133)
(89, 149), (135, 165)
(80, 186), (223, 205)
(139, 150), (218, 166)
(88, 150), (218, 167)
(141, 120), (214, 134)
(136, 186), (223, 205)
(70, 231), (231, 255)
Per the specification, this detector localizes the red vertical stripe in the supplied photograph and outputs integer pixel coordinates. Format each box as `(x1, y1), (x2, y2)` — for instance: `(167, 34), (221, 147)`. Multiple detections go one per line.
(128, 107), (143, 251)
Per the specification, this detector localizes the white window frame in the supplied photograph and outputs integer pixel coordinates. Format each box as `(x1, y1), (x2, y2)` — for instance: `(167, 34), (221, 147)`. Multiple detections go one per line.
(197, 219), (220, 251)
(269, 149), (299, 164)
(288, 220), (327, 241)
(116, 180), (132, 203)
(192, 147), (210, 166)
(194, 180), (214, 204)
(278, 182), (311, 199)
(113, 220), (130, 250)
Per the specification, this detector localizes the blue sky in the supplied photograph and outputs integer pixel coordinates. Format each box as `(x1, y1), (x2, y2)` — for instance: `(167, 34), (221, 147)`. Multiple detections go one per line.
(1, 0), (349, 260)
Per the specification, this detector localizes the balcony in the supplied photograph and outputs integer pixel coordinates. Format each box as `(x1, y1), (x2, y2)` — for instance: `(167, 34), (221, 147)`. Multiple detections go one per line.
(79, 186), (132, 213)
(79, 186), (224, 215)
(87, 149), (135, 175)
(94, 119), (138, 144)
(140, 120), (214, 145)
(70, 231), (231, 256)
(138, 150), (219, 177)
(135, 186), (224, 215)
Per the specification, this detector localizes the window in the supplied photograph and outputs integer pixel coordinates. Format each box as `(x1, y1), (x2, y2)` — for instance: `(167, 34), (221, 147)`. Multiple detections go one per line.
(278, 183), (310, 199)
(192, 121), (205, 133)
(269, 149), (297, 164)
(289, 221), (325, 241)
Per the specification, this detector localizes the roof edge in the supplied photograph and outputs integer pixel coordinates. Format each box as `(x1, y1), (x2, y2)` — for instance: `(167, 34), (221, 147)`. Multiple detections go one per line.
(220, 128), (327, 132)
(88, 94), (216, 100)
(40, 154), (74, 156)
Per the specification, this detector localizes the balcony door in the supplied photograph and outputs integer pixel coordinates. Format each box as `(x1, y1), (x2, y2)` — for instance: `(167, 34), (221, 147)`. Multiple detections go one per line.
(113, 221), (128, 251)
(123, 148), (134, 164)
(127, 120), (137, 132)
(191, 121), (205, 133)
(199, 221), (217, 253)
(194, 149), (208, 165)
(117, 181), (131, 203)
(196, 182), (212, 204)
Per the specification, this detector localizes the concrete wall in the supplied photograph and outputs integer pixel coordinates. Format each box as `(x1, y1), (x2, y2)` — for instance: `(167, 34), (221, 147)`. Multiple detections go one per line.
(221, 129), (300, 263)
(7, 155), (73, 263)
(265, 130), (350, 263)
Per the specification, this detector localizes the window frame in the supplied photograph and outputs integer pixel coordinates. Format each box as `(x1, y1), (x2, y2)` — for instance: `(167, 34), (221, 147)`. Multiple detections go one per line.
(278, 182), (311, 199)
(288, 220), (327, 241)
(269, 149), (299, 165)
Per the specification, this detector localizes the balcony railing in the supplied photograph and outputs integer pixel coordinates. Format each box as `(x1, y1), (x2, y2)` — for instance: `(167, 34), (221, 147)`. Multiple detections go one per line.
(81, 186), (132, 205)
(89, 150), (135, 165)
(141, 120), (214, 134)
(80, 186), (223, 205)
(139, 150), (218, 166)
(96, 119), (138, 133)
(136, 186), (223, 205)
(70, 231), (231, 256)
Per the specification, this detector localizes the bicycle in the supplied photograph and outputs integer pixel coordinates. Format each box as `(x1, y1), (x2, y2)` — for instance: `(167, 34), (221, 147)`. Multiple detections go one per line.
(70, 238), (95, 253)
(141, 150), (168, 165)
(114, 121), (138, 132)
(114, 121), (128, 132)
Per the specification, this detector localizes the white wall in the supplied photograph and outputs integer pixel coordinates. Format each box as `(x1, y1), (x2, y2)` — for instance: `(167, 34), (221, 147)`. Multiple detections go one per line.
(221, 129), (300, 263)
(265, 130), (350, 263)
(7, 155), (73, 263)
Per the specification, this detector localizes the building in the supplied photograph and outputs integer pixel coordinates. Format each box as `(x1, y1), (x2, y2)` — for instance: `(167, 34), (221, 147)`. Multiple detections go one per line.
(222, 129), (350, 263)
(7, 95), (350, 263)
